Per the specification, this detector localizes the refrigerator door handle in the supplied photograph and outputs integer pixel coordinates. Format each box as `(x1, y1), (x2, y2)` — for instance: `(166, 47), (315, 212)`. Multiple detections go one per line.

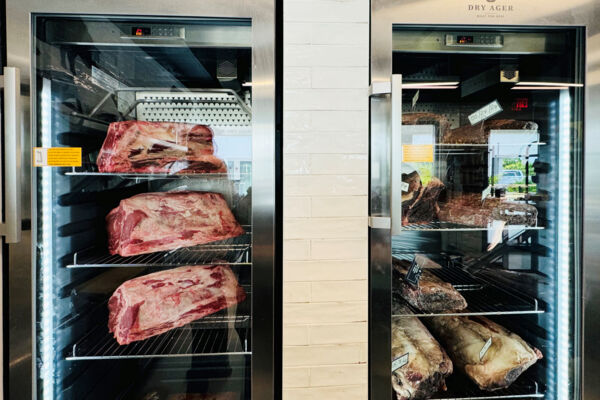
(0, 67), (22, 243)
(391, 74), (402, 235)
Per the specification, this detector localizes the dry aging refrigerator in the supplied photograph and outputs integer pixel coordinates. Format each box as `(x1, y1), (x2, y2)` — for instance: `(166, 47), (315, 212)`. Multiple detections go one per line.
(368, 1), (600, 400)
(0, 1), (281, 399)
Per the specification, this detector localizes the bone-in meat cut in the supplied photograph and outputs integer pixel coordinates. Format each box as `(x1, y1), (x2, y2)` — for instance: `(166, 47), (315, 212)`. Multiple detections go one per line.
(426, 315), (543, 391)
(106, 191), (245, 257)
(393, 257), (467, 313)
(97, 121), (227, 174)
(392, 305), (453, 400)
(108, 265), (246, 345)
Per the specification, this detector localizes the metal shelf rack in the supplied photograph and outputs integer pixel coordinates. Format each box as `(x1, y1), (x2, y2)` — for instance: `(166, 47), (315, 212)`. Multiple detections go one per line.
(431, 376), (543, 399)
(66, 319), (251, 361)
(66, 231), (251, 268)
(392, 255), (544, 318)
(400, 221), (544, 232)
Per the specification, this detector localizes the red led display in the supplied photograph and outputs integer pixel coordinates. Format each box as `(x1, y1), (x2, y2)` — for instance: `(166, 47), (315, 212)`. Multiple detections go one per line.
(512, 98), (529, 111)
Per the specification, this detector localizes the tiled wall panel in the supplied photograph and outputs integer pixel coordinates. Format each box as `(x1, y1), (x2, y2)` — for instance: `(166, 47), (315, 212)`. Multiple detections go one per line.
(283, 0), (369, 397)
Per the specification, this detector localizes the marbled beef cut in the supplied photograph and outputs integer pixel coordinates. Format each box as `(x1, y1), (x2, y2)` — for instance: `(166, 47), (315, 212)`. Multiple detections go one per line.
(97, 121), (227, 174)
(108, 265), (246, 345)
(106, 191), (245, 257)
(402, 178), (445, 225)
(392, 305), (453, 400)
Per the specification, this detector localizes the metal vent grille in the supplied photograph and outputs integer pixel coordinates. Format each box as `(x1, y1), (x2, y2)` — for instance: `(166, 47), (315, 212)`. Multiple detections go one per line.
(134, 90), (251, 127)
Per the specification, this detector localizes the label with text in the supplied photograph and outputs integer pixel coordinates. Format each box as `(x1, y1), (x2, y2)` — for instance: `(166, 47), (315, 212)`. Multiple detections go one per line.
(392, 353), (409, 372)
(403, 144), (434, 163)
(479, 337), (493, 360)
(34, 147), (82, 167)
(405, 256), (423, 286)
(468, 100), (503, 125)
(401, 181), (410, 192)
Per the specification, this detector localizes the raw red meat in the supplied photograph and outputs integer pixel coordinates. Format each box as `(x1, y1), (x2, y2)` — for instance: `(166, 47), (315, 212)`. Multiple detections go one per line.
(108, 265), (246, 345)
(97, 121), (227, 174)
(106, 191), (245, 257)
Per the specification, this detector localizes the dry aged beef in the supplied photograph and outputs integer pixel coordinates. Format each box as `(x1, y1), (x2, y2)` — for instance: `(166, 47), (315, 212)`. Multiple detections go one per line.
(426, 315), (542, 391)
(402, 178), (445, 225)
(441, 119), (538, 144)
(109, 265), (245, 345)
(167, 393), (237, 400)
(97, 121), (227, 174)
(402, 171), (423, 203)
(403, 112), (451, 138)
(393, 257), (467, 313)
(392, 305), (453, 400)
(438, 193), (538, 227)
(107, 191), (245, 257)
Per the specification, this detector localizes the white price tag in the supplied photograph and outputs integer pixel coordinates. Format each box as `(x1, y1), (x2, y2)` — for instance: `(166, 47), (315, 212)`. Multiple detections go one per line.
(468, 100), (503, 125)
(412, 90), (420, 109)
(392, 353), (409, 372)
(401, 181), (410, 192)
(482, 185), (492, 200)
(479, 337), (493, 361)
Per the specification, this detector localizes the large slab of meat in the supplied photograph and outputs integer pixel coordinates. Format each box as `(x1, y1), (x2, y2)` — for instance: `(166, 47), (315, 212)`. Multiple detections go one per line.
(441, 119), (538, 144)
(392, 305), (453, 400)
(97, 121), (227, 174)
(402, 178), (445, 225)
(393, 257), (467, 313)
(438, 193), (538, 227)
(108, 265), (246, 345)
(426, 315), (542, 391)
(107, 191), (245, 257)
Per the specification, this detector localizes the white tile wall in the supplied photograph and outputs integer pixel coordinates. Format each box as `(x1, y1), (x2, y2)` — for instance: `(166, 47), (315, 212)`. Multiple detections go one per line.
(283, 0), (369, 397)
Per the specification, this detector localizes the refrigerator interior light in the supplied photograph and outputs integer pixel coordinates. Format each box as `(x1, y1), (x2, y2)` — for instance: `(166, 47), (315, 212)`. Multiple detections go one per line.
(556, 89), (571, 400)
(403, 81), (459, 89)
(40, 78), (55, 397)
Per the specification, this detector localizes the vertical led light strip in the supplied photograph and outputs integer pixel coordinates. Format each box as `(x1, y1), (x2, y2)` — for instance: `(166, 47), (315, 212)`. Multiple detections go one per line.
(39, 78), (54, 398)
(556, 89), (572, 399)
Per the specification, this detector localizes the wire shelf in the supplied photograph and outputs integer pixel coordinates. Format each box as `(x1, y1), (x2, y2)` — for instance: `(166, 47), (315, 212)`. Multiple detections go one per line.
(67, 231), (251, 268)
(65, 170), (250, 181)
(66, 317), (251, 361)
(430, 376), (543, 399)
(392, 256), (543, 317)
(401, 221), (544, 232)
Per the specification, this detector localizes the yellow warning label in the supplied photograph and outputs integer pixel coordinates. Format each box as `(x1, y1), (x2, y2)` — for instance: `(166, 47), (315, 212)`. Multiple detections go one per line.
(402, 144), (434, 163)
(33, 147), (82, 167)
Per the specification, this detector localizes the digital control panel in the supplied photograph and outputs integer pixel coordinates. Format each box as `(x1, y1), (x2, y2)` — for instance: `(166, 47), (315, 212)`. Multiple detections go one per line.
(445, 33), (504, 48)
(125, 25), (185, 39)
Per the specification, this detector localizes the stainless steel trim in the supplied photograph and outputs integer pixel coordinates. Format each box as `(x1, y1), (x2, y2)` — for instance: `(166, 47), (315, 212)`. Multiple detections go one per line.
(370, 2), (600, 399)
(368, 216), (391, 229)
(3, 1), (278, 398)
(390, 75), (402, 236)
(369, 81), (391, 96)
(1, 67), (22, 244)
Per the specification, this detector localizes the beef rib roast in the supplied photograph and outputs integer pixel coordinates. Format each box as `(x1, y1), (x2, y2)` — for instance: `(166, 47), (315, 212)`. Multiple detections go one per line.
(108, 265), (246, 345)
(106, 191), (245, 257)
(97, 121), (227, 174)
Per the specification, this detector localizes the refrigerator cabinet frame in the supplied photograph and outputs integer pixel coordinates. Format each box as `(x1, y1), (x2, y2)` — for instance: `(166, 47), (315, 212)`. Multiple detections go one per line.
(3, 0), (279, 399)
(369, 1), (599, 399)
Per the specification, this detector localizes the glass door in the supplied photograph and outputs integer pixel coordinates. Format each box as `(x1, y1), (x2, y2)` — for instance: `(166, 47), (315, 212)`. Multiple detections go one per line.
(32, 15), (273, 400)
(369, 26), (584, 400)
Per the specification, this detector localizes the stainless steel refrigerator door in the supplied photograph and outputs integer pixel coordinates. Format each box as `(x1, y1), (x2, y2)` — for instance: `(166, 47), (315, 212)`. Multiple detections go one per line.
(369, 1), (599, 399)
(5, 1), (278, 399)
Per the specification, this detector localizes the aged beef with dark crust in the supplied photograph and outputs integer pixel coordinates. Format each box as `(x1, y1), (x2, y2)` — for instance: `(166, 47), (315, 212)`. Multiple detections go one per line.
(107, 191), (244, 257)
(109, 265), (245, 345)
(97, 121), (227, 174)
(392, 305), (453, 400)
(427, 315), (542, 391)
(403, 112), (451, 139)
(442, 119), (538, 144)
(393, 257), (467, 313)
(402, 178), (445, 225)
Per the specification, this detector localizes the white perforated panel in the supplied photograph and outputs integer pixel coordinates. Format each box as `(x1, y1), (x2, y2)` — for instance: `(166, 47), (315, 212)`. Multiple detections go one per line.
(134, 90), (252, 127)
